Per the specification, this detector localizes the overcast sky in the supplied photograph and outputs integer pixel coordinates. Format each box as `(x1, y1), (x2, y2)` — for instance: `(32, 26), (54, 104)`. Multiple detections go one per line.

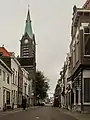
(0, 0), (86, 95)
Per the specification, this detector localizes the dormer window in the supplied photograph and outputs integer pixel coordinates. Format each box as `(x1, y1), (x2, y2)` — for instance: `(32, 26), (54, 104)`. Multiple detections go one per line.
(0, 52), (3, 56)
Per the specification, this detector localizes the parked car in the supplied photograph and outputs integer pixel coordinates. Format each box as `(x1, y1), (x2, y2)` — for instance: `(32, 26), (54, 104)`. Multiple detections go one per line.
(40, 102), (45, 106)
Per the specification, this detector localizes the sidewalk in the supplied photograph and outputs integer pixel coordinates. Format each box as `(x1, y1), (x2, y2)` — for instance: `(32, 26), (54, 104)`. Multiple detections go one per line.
(57, 108), (90, 120)
(0, 108), (23, 116)
(0, 106), (38, 116)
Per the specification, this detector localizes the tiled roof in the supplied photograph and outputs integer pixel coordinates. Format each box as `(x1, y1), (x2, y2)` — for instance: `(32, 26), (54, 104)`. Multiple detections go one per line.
(0, 47), (10, 56)
(83, 0), (90, 9)
(24, 9), (33, 38)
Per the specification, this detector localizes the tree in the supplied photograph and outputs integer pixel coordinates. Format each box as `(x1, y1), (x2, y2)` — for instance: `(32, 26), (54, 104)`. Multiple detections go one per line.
(36, 70), (49, 100)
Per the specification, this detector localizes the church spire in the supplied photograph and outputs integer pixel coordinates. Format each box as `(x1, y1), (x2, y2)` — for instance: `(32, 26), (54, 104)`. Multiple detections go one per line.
(24, 6), (33, 38)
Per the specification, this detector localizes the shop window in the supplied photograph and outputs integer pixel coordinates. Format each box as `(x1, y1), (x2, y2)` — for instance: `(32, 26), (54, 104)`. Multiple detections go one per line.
(84, 78), (90, 102)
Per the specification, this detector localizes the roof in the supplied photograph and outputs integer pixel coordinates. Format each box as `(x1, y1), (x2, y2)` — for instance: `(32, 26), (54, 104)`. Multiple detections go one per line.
(0, 56), (11, 68)
(24, 9), (33, 38)
(83, 0), (90, 9)
(17, 57), (33, 67)
(0, 47), (11, 56)
(0, 58), (12, 73)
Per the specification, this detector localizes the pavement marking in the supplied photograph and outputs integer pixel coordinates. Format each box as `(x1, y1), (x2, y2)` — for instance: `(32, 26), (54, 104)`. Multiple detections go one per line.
(36, 116), (39, 119)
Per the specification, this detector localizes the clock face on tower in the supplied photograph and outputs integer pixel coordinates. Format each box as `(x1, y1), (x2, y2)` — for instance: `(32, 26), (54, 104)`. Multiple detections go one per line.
(24, 39), (29, 44)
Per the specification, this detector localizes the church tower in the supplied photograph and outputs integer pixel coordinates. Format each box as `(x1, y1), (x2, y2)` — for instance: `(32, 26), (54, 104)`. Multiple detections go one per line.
(19, 8), (36, 105)
(20, 9), (35, 59)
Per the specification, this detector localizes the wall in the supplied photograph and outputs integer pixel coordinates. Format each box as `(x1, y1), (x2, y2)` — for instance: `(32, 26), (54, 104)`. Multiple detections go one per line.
(0, 63), (12, 110)
(11, 57), (19, 108)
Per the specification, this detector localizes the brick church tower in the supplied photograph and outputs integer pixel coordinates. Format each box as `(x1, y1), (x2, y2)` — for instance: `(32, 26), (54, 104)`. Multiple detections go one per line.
(18, 8), (36, 105)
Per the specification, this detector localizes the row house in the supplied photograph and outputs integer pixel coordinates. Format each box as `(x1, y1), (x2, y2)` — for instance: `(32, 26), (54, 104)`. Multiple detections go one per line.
(0, 50), (20, 109)
(70, 2), (90, 112)
(0, 46), (33, 110)
(18, 65), (23, 107)
(58, 0), (90, 112)
(11, 52), (20, 108)
(59, 53), (72, 109)
(21, 68), (33, 106)
(54, 79), (61, 107)
(54, 68), (66, 108)
(0, 59), (12, 110)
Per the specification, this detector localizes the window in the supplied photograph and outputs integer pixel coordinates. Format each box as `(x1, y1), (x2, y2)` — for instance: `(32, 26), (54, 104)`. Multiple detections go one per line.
(84, 78), (90, 102)
(3, 71), (5, 81)
(73, 47), (76, 67)
(12, 90), (13, 96)
(15, 71), (17, 84)
(76, 90), (78, 104)
(76, 40), (79, 62)
(0, 69), (1, 75)
(24, 84), (27, 95)
(6, 91), (10, 105)
(3, 89), (5, 105)
(12, 68), (15, 84)
(84, 12), (89, 17)
(14, 90), (15, 102)
(23, 50), (29, 52)
(84, 27), (90, 55)
(23, 47), (29, 50)
(7, 74), (9, 84)
(16, 91), (18, 104)
(84, 34), (90, 55)
(23, 55), (29, 57)
(23, 52), (29, 55)
(12, 74), (14, 84)
(84, 27), (89, 33)
(0, 52), (3, 56)
(28, 84), (30, 95)
(23, 45), (29, 49)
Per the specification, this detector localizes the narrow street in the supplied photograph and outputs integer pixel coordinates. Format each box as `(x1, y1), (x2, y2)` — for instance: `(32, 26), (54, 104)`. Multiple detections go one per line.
(0, 107), (77, 120)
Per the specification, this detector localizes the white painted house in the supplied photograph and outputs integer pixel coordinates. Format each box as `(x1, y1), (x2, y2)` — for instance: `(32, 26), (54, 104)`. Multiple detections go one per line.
(0, 59), (12, 111)
(10, 53), (20, 108)
(29, 79), (33, 106)
(21, 68), (33, 106)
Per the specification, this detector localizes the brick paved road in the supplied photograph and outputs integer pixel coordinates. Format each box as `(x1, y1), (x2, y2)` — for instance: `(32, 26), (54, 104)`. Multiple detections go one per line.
(0, 107), (77, 120)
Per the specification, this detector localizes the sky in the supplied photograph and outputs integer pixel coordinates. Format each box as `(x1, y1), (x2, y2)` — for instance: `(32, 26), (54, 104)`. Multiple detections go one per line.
(0, 0), (86, 95)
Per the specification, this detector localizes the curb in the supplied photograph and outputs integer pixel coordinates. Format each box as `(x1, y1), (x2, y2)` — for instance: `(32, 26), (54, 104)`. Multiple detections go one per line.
(57, 108), (90, 120)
